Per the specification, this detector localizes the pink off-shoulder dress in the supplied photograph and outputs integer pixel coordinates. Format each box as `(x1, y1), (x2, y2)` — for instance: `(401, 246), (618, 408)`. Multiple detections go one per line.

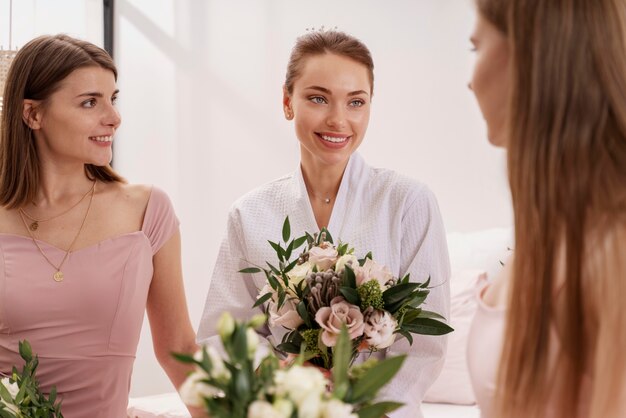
(0, 187), (178, 418)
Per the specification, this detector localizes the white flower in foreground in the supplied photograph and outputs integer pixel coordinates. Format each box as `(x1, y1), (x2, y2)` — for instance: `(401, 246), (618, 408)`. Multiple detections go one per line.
(178, 370), (221, 408)
(217, 312), (235, 340)
(0, 377), (19, 414)
(320, 399), (358, 418)
(246, 328), (260, 358)
(247, 399), (293, 418)
(298, 391), (324, 418)
(273, 365), (327, 407)
(194, 346), (230, 380)
(363, 309), (398, 349)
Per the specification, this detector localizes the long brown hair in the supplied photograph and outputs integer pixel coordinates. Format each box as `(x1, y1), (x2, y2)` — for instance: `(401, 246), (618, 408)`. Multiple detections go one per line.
(0, 34), (124, 209)
(476, 0), (626, 417)
(284, 30), (374, 96)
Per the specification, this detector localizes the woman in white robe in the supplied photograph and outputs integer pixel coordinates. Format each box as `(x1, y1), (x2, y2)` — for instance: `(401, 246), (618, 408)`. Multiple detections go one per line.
(197, 31), (450, 418)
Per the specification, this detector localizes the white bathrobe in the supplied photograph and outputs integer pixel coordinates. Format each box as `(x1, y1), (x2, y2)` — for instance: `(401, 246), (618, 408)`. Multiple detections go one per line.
(198, 153), (450, 418)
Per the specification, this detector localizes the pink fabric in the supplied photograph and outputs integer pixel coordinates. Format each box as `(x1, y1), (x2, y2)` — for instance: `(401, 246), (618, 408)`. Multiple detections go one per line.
(0, 186), (178, 418)
(467, 282), (591, 418)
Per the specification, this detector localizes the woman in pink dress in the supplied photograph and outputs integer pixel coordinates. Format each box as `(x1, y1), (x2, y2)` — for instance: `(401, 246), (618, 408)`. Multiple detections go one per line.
(466, 1), (626, 417)
(0, 34), (199, 417)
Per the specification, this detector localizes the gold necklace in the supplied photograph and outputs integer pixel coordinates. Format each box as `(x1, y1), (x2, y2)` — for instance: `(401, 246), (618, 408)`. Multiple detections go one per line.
(20, 180), (96, 231)
(18, 182), (96, 282)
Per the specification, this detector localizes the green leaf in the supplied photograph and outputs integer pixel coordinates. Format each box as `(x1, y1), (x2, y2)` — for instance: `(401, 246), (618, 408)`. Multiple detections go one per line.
(419, 276), (431, 288)
(339, 286), (360, 305)
(0, 382), (12, 404)
(402, 318), (454, 335)
(276, 342), (301, 354)
(282, 217), (291, 242)
(268, 241), (285, 262)
(19, 340), (33, 362)
(296, 301), (312, 328)
(0, 410), (16, 418)
(252, 292), (273, 308)
(171, 352), (196, 364)
(238, 267), (261, 274)
(396, 329), (413, 345)
(418, 310), (447, 321)
(277, 289), (286, 309)
(382, 283), (420, 306)
(350, 355), (406, 402)
(292, 235), (308, 250)
(283, 258), (299, 274)
(284, 240), (295, 261)
(266, 272), (280, 291)
(266, 262), (281, 276)
(357, 402), (404, 418)
(344, 265), (357, 288)
(332, 326), (351, 399)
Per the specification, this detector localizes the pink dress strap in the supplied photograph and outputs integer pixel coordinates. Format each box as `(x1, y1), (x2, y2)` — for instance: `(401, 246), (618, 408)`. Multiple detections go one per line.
(142, 186), (180, 254)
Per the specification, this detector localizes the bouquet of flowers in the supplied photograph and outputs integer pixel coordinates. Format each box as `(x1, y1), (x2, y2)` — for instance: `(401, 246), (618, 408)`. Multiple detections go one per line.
(0, 341), (63, 418)
(242, 217), (453, 369)
(176, 313), (406, 418)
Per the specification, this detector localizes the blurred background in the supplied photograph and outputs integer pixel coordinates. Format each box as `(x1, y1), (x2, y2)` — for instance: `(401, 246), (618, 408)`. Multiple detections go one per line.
(0, 0), (511, 397)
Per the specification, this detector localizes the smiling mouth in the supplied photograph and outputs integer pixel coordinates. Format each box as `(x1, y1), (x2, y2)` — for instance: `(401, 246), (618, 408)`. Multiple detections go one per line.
(89, 135), (113, 143)
(317, 133), (350, 144)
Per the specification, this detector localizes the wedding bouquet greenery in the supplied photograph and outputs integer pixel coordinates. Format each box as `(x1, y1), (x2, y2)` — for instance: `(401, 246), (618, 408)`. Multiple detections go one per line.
(243, 217), (453, 369)
(175, 313), (406, 418)
(0, 341), (63, 418)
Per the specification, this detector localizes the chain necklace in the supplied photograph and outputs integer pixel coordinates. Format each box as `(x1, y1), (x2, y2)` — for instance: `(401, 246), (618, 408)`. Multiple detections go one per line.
(20, 180), (96, 231)
(18, 182), (96, 282)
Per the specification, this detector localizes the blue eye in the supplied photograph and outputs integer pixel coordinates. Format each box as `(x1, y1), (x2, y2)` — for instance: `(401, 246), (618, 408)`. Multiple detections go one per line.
(349, 99), (365, 107)
(309, 96), (327, 104)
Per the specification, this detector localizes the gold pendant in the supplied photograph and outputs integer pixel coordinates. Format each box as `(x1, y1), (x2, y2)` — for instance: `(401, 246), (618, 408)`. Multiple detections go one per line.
(53, 271), (64, 282)
(29, 221), (39, 231)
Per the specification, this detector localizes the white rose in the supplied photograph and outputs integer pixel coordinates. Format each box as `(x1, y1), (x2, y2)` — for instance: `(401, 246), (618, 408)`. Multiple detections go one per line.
(193, 346), (230, 380)
(287, 261), (312, 284)
(248, 399), (293, 418)
(268, 296), (304, 329)
(178, 370), (220, 408)
(0, 378), (19, 414)
(297, 391), (323, 418)
(354, 258), (394, 288)
(274, 365), (327, 407)
(320, 399), (357, 418)
(335, 254), (358, 273)
(363, 309), (398, 349)
(308, 244), (338, 271)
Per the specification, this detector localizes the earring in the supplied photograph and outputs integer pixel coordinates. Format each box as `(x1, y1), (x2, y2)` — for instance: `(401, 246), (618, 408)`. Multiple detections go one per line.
(286, 110), (293, 120)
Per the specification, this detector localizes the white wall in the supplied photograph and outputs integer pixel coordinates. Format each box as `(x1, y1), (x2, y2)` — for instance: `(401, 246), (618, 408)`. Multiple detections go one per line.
(114, 0), (512, 397)
(0, 0), (102, 48)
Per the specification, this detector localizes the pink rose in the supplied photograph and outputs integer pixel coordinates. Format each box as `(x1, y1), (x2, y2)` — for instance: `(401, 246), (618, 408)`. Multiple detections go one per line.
(308, 243), (338, 271)
(315, 296), (364, 346)
(354, 258), (393, 289)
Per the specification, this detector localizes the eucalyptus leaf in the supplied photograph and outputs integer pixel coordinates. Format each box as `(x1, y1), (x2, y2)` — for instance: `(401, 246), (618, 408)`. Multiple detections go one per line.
(238, 267), (261, 274)
(402, 318), (454, 335)
(252, 292), (273, 308)
(282, 217), (291, 242)
(332, 326), (351, 399)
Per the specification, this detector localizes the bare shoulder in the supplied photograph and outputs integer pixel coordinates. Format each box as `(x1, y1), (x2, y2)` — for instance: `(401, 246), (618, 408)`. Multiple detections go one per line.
(483, 252), (513, 309)
(98, 181), (152, 209)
